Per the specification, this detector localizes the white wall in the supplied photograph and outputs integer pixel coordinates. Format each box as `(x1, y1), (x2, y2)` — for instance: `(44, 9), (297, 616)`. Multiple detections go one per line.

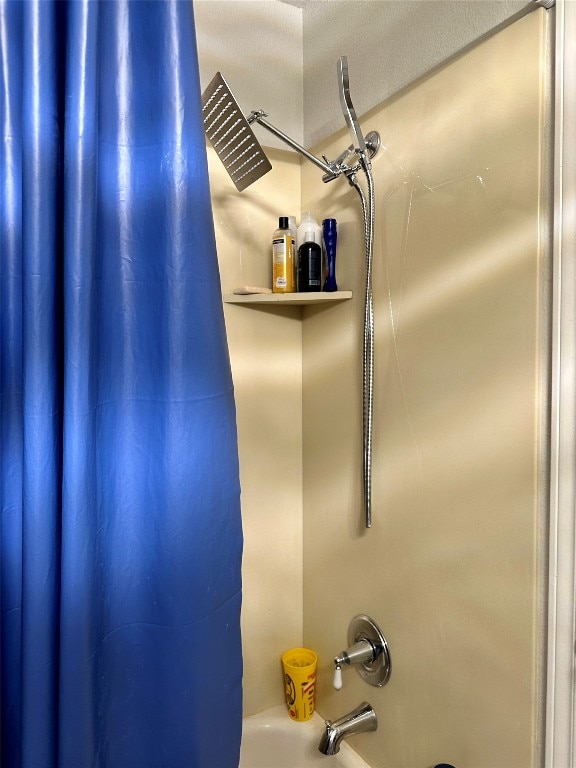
(302, 10), (550, 766)
(206, 146), (303, 716)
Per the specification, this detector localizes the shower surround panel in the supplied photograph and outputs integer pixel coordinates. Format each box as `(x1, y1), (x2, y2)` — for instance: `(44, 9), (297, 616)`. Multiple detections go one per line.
(302, 10), (549, 768)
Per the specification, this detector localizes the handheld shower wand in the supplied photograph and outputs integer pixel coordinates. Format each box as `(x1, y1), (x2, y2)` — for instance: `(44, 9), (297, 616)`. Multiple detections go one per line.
(338, 56), (368, 161)
(336, 57), (376, 529)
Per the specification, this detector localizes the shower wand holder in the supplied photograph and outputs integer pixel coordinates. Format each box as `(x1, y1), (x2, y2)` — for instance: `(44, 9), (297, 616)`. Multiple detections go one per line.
(323, 218), (338, 292)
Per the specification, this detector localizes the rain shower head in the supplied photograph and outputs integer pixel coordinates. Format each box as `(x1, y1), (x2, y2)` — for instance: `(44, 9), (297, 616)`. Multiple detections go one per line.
(202, 70), (334, 189)
(201, 72), (272, 191)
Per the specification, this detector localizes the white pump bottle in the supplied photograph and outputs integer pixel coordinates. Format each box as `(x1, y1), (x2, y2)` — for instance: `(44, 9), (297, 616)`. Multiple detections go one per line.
(296, 212), (322, 252)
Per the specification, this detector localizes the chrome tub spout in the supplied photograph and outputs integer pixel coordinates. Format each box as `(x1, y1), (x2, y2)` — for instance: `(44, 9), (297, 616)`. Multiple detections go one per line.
(318, 701), (377, 756)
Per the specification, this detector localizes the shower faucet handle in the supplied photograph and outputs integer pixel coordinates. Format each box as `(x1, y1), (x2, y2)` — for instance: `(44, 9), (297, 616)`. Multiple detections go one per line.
(335, 638), (376, 668)
(333, 664), (343, 690)
(333, 638), (376, 689)
(333, 615), (392, 689)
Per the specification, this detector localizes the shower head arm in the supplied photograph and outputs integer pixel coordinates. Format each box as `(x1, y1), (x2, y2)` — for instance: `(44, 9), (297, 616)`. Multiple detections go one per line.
(247, 110), (340, 179)
(246, 110), (379, 184)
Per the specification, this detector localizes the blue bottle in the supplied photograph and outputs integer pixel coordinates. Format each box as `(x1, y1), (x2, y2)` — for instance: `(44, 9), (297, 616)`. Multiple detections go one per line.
(322, 218), (338, 292)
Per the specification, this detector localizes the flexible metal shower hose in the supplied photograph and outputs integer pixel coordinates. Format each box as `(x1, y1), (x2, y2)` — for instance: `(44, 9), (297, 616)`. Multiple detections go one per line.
(351, 165), (375, 528)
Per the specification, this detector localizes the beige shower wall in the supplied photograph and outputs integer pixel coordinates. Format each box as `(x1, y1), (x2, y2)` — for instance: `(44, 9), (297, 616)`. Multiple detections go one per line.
(206, 147), (304, 716)
(302, 10), (549, 768)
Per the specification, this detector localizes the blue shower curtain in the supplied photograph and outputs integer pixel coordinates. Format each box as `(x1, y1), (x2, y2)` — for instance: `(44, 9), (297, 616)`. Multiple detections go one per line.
(0, 1), (243, 766)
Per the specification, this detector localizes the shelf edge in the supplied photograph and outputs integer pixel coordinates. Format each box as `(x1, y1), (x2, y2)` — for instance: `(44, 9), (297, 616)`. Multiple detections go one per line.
(223, 290), (352, 306)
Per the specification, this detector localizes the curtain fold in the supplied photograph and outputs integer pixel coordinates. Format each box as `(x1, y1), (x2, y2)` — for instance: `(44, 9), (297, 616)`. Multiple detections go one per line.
(1, 2), (243, 766)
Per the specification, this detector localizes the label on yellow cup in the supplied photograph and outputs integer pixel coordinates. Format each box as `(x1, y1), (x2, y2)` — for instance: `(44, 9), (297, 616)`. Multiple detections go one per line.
(281, 648), (317, 721)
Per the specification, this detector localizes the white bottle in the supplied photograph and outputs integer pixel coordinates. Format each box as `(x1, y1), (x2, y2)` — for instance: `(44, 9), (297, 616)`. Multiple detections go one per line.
(296, 212), (322, 252)
(288, 216), (298, 245)
(288, 215), (298, 278)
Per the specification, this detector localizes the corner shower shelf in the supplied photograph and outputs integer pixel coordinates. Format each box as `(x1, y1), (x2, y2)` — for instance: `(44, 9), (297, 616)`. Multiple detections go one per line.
(223, 290), (352, 306)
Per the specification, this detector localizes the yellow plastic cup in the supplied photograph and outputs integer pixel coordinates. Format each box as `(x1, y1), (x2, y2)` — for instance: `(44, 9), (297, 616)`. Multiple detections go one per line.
(281, 647), (318, 722)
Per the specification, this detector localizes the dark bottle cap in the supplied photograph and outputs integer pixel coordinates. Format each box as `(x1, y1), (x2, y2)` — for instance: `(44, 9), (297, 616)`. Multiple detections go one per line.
(279, 216), (289, 229)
